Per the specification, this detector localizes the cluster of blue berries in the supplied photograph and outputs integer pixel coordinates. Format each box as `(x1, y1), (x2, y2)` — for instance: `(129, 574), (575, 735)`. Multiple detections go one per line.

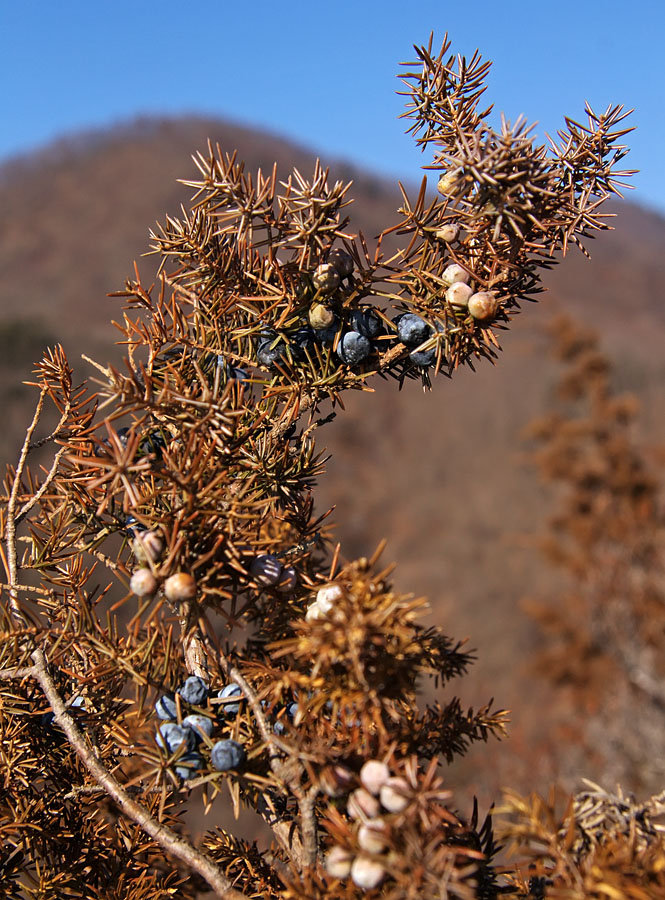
(252, 243), (445, 374)
(154, 676), (247, 781)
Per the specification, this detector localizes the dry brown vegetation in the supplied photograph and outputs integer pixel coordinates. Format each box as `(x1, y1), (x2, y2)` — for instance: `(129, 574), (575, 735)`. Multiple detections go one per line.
(1, 32), (665, 900)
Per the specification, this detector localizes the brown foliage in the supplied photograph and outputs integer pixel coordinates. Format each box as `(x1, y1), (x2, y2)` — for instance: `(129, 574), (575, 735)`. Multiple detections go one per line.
(0, 33), (638, 900)
(523, 316), (665, 794)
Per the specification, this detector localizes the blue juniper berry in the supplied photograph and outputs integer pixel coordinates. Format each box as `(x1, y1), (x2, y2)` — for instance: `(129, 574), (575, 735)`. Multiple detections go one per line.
(211, 739), (246, 771)
(177, 676), (208, 707)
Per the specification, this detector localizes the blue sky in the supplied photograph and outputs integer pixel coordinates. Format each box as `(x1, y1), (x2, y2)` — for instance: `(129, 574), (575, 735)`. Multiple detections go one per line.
(2, 1), (663, 216)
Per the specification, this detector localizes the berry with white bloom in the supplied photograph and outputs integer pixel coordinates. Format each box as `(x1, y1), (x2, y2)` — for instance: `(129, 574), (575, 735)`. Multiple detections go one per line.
(183, 714), (214, 741)
(351, 855), (386, 890)
(446, 282), (474, 308)
(442, 263), (470, 286)
(211, 739), (246, 771)
(379, 776), (410, 813)
(397, 314), (430, 347)
(218, 683), (243, 716)
(360, 760), (390, 796)
(326, 845), (354, 879)
(468, 290), (499, 321)
(347, 788), (381, 820)
(155, 694), (177, 720)
(163, 572), (197, 603)
(130, 568), (158, 598)
(178, 676), (208, 706)
(250, 554), (283, 586)
(337, 331), (371, 366)
(358, 818), (389, 853)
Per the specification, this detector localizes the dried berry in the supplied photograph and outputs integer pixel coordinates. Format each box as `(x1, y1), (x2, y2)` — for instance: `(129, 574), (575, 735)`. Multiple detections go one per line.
(348, 787), (381, 820)
(309, 303), (336, 331)
(435, 223), (460, 242)
(379, 776), (410, 813)
(351, 855), (386, 890)
(360, 760), (390, 796)
(131, 530), (163, 564)
(446, 281), (474, 308)
(358, 818), (389, 853)
(163, 573), (197, 603)
(436, 169), (464, 197)
(326, 845), (354, 879)
(442, 263), (470, 286)
(312, 263), (341, 295)
(129, 568), (158, 598)
(468, 290), (499, 321)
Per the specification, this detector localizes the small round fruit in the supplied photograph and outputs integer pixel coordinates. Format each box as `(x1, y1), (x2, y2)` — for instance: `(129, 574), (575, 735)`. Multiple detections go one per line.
(360, 760), (390, 796)
(155, 694), (177, 721)
(446, 282), (474, 308)
(442, 263), (470, 286)
(312, 320), (339, 344)
(468, 290), (499, 321)
(276, 565), (297, 592)
(305, 601), (325, 622)
(183, 714), (214, 741)
(435, 223), (460, 242)
(409, 346), (437, 368)
(379, 776), (410, 813)
(349, 308), (383, 339)
(312, 263), (341, 295)
(358, 818), (389, 853)
(320, 764), (354, 797)
(175, 751), (204, 780)
(257, 335), (284, 368)
(156, 721), (180, 749)
(337, 331), (371, 366)
(327, 247), (354, 278)
(316, 583), (344, 615)
(211, 738), (246, 771)
(163, 573), (197, 603)
(437, 170), (463, 197)
(218, 683), (243, 716)
(309, 303), (336, 331)
(160, 723), (197, 754)
(397, 314), (430, 347)
(347, 788), (381, 820)
(250, 554), (283, 586)
(178, 675), (209, 706)
(132, 530), (164, 564)
(326, 844), (354, 879)
(351, 855), (386, 890)
(130, 568), (158, 598)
